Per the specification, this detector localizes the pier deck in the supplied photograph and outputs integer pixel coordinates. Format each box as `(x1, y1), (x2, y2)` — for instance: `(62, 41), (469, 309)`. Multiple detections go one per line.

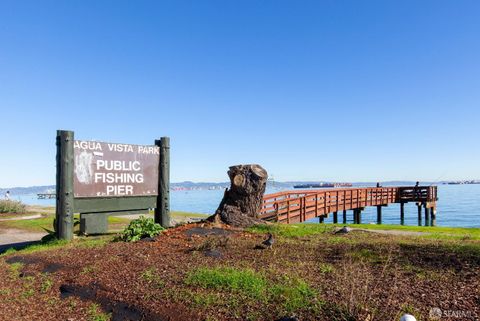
(37, 193), (56, 200)
(260, 186), (438, 225)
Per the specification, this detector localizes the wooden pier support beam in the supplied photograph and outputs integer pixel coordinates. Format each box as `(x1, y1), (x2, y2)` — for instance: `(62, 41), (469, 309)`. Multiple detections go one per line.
(353, 209), (363, 224)
(400, 202), (405, 225)
(155, 137), (171, 228)
(417, 203), (422, 226)
(424, 205), (430, 226)
(342, 210), (347, 224)
(376, 206), (382, 224)
(56, 130), (74, 241)
(333, 211), (338, 224)
(431, 207), (437, 226)
(319, 216), (324, 223)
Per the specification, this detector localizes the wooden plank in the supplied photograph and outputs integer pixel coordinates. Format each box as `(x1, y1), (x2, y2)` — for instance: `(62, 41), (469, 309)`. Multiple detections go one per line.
(287, 200), (290, 223)
(74, 196), (156, 213)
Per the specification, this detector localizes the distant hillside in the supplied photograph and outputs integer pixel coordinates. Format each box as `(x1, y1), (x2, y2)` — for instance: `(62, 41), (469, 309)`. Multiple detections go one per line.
(0, 185), (55, 195)
(0, 180), (440, 196)
(171, 181), (230, 189)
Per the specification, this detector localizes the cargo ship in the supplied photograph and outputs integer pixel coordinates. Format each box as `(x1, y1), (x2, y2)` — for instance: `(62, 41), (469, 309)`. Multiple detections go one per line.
(293, 182), (352, 189)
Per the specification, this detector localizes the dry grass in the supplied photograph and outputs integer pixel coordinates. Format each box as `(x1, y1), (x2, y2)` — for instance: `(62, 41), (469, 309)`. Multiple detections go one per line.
(0, 200), (26, 214)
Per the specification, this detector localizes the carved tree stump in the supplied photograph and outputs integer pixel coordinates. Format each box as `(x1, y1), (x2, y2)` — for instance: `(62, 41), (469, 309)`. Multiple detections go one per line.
(208, 164), (268, 227)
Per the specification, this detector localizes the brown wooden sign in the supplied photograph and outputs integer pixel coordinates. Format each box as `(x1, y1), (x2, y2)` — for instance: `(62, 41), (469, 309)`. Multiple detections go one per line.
(73, 140), (160, 198)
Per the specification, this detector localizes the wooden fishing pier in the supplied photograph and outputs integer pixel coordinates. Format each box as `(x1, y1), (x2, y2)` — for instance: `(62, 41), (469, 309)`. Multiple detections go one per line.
(37, 193), (56, 200)
(260, 186), (438, 226)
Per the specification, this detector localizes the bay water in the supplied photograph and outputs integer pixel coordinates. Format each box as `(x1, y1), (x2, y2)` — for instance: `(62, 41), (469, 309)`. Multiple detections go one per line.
(13, 184), (480, 228)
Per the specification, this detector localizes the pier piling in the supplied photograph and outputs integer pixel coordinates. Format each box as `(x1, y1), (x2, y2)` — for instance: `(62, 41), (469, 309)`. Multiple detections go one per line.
(417, 204), (422, 226)
(424, 205), (430, 226)
(333, 211), (338, 224)
(342, 210), (347, 224)
(431, 208), (437, 226)
(376, 206), (382, 224)
(353, 209), (363, 224)
(400, 202), (405, 225)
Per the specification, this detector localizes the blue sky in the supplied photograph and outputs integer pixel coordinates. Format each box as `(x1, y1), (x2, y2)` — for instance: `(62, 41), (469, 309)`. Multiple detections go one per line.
(0, 0), (479, 187)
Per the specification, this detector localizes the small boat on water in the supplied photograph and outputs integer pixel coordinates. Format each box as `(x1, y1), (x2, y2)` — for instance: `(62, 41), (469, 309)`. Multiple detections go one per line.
(293, 182), (352, 189)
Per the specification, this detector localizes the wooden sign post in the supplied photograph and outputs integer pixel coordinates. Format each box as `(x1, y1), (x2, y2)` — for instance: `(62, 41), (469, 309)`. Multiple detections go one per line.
(56, 130), (75, 240)
(155, 137), (170, 228)
(55, 130), (170, 240)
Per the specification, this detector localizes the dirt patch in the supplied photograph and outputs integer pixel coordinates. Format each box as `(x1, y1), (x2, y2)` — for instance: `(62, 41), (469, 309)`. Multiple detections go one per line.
(184, 226), (235, 237)
(0, 228), (47, 249)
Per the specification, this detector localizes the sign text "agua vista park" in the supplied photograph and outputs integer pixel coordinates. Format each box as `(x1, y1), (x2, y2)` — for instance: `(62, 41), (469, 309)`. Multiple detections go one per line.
(73, 140), (160, 198)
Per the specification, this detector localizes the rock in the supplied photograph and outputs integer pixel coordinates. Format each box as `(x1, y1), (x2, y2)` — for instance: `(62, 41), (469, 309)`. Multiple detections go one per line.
(139, 237), (156, 242)
(276, 317), (299, 321)
(334, 226), (351, 234)
(204, 249), (222, 258)
(400, 314), (417, 321)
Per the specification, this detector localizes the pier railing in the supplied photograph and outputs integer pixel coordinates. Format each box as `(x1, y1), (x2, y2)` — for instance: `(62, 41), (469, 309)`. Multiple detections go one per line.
(259, 186), (437, 223)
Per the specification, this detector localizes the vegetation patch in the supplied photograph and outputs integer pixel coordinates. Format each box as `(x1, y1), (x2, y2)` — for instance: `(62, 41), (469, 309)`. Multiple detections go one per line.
(348, 248), (384, 264)
(1, 237), (110, 257)
(327, 236), (356, 245)
(7, 261), (24, 278)
(40, 273), (53, 293)
(186, 267), (267, 299)
(81, 265), (96, 275)
(319, 263), (335, 273)
(185, 266), (321, 316)
(0, 215), (54, 232)
(87, 303), (111, 321)
(269, 275), (320, 314)
(0, 200), (26, 214)
(343, 223), (480, 240)
(115, 216), (165, 242)
(140, 267), (165, 288)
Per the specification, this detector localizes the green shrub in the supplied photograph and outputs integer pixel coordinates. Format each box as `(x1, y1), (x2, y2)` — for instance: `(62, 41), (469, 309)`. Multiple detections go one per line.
(116, 216), (164, 242)
(0, 200), (26, 214)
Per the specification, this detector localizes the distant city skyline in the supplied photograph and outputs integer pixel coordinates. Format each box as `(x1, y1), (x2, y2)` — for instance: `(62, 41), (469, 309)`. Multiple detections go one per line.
(1, 1), (479, 186)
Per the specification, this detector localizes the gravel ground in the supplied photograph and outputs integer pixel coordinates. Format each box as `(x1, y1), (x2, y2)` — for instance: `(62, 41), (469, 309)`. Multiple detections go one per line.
(0, 228), (47, 250)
